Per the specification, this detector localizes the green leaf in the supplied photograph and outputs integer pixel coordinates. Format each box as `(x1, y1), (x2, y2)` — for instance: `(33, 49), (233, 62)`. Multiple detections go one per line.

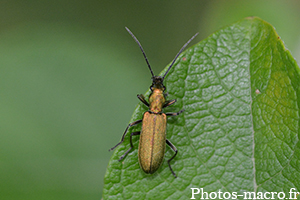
(103, 17), (300, 199)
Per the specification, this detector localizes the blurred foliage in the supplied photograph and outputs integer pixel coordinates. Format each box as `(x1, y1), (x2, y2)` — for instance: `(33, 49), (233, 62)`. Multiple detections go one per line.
(0, 1), (299, 199)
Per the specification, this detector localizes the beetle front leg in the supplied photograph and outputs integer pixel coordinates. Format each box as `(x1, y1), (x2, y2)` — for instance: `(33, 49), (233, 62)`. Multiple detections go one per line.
(163, 99), (176, 108)
(166, 139), (178, 178)
(118, 131), (140, 161)
(109, 119), (142, 151)
(165, 109), (185, 116)
(137, 94), (149, 107)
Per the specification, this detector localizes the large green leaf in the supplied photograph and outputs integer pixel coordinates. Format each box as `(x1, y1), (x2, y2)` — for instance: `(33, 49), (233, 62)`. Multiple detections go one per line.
(103, 17), (300, 199)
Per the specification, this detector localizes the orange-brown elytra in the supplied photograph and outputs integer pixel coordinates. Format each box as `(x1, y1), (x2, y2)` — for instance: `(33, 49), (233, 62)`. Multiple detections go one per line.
(109, 27), (198, 177)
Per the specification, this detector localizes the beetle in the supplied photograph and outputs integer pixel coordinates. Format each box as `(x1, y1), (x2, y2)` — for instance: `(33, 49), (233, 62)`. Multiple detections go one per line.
(109, 27), (198, 177)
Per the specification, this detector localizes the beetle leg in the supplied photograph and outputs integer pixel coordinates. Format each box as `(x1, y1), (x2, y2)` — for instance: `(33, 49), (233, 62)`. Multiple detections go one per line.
(118, 131), (140, 161)
(137, 94), (149, 107)
(165, 109), (185, 116)
(109, 119), (142, 151)
(166, 139), (178, 178)
(163, 99), (176, 108)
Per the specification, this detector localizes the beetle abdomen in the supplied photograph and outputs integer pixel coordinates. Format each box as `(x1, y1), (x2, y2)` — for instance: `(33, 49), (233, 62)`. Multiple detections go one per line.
(138, 111), (167, 174)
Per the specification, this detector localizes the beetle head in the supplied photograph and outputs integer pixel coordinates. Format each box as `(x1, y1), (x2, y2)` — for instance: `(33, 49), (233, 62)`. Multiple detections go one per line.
(150, 76), (165, 91)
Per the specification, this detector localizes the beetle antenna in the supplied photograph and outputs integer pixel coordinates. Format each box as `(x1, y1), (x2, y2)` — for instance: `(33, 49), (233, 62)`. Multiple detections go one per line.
(125, 27), (155, 78)
(162, 32), (199, 80)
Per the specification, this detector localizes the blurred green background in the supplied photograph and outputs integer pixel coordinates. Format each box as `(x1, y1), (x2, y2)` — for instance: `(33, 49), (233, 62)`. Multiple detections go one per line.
(1, 1), (299, 199)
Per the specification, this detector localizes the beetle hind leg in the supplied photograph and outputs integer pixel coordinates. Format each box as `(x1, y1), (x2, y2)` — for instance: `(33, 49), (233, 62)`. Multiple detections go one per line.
(166, 139), (178, 178)
(109, 119), (142, 151)
(118, 131), (140, 161)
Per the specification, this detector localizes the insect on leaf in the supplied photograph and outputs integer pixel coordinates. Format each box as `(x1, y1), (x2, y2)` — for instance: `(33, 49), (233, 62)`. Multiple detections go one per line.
(103, 17), (300, 200)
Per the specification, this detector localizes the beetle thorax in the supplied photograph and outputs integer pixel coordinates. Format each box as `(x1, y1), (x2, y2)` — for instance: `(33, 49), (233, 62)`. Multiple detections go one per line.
(149, 88), (165, 113)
